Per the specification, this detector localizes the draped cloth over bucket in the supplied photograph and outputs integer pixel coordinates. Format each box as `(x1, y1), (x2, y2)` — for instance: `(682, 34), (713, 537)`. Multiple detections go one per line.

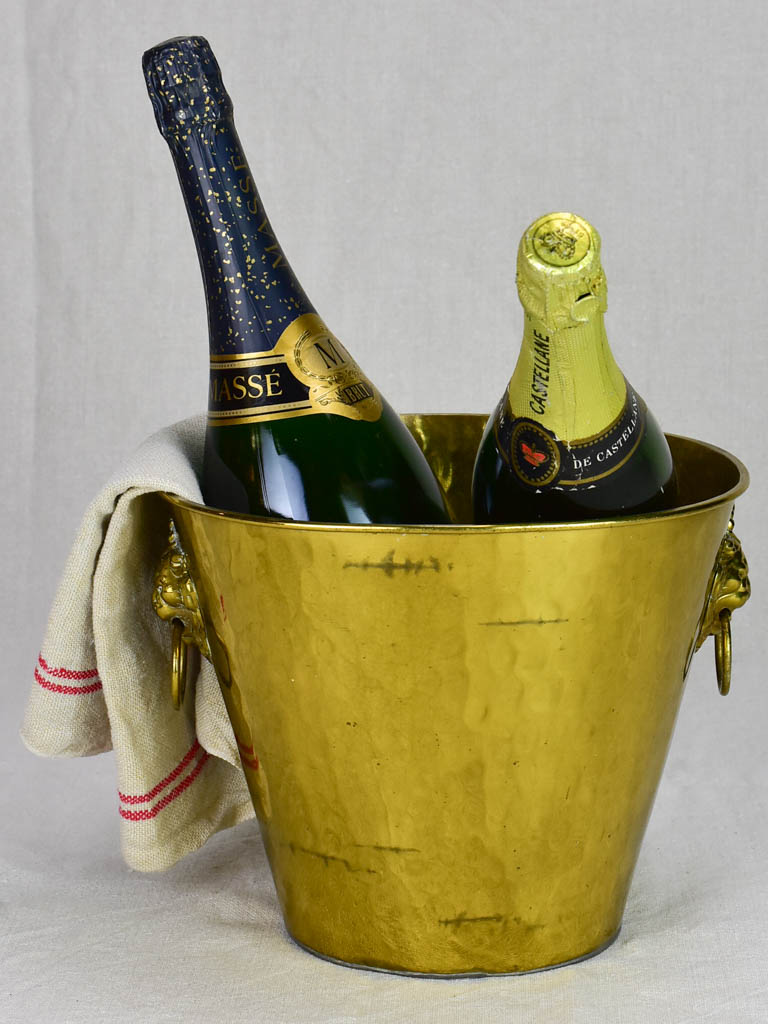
(20, 416), (253, 872)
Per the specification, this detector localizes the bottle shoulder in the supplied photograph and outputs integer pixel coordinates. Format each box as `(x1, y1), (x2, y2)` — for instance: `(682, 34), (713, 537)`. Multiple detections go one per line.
(472, 386), (675, 523)
(205, 405), (450, 524)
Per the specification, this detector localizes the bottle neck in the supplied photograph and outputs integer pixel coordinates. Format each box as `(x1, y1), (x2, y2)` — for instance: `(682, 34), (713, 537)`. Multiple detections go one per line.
(507, 308), (627, 441)
(165, 117), (315, 355)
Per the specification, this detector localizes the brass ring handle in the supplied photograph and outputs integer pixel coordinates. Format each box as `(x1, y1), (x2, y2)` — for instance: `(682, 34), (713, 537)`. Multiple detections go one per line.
(714, 608), (732, 697)
(690, 515), (749, 696)
(171, 618), (188, 710)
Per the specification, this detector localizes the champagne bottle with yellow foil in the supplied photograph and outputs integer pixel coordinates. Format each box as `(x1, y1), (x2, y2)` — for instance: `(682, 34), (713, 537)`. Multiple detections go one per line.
(472, 212), (676, 524)
(143, 37), (449, 524)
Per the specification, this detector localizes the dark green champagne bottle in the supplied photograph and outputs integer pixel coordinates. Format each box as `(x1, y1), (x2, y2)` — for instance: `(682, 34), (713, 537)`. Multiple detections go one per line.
(472, 212), (676, 524)
(143, 37), (449, 525)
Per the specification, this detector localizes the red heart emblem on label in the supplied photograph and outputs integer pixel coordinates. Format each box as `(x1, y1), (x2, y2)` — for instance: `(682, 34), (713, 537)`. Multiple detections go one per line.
(521, 442), (547, 466)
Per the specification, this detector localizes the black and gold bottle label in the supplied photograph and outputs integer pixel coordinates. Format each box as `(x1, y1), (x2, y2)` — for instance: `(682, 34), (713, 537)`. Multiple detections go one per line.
(496, 382), (647, 490)
(208, 314), (383, 426)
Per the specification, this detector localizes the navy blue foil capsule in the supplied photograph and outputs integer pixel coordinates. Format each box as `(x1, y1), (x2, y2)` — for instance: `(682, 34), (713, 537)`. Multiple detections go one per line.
(143, 36), (233, 139)
(142, 36), (315, 355)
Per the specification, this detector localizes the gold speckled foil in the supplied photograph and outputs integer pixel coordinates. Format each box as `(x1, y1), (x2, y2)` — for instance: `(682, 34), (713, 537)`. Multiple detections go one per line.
(143, 36), (232, 139)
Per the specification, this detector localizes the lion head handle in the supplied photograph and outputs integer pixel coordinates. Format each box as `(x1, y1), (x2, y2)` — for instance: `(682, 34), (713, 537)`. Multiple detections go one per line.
(152, 520), (211, 662)
(694, 516), (750, 695)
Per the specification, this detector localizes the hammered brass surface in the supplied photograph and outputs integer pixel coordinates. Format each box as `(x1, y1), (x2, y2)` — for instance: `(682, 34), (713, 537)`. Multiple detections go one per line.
(157, 416), (749, 975)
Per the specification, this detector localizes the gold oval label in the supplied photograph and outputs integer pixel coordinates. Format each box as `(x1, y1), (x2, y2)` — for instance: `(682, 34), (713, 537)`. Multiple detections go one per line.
(208, 313), (383, 426)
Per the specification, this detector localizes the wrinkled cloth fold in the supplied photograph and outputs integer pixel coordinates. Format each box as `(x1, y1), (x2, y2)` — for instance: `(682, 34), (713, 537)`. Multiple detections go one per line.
(21, 415), (254, 871)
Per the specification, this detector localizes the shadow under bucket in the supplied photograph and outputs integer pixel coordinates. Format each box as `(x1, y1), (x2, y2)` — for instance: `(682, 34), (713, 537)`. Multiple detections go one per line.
(154, 415), (750, 976)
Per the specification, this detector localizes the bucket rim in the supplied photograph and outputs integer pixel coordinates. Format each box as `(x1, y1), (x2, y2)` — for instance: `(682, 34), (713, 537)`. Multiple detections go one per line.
(162, 430), (749, 534)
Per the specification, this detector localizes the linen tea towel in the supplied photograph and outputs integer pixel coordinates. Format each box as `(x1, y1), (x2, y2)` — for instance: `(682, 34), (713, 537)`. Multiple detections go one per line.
(21, 415), (254, 872)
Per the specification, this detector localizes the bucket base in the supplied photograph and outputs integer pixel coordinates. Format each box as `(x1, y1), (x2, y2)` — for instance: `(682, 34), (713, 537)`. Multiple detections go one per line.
(286, 926), (622, 978)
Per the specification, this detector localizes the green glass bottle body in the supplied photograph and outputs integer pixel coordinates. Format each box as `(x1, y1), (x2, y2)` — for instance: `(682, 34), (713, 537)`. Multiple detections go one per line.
(205, 409), (450, 524)
(143, 37), (449, 525)
(472, 213), (677, 524)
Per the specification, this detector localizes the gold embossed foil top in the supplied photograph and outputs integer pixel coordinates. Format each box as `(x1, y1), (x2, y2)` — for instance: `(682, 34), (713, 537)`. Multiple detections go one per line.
(142, 36), (233, 139)
(516, 212), (608, 330)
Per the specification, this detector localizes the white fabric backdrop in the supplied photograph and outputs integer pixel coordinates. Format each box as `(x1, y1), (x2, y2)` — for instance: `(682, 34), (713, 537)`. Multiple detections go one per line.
(3, 0), (766, 1020)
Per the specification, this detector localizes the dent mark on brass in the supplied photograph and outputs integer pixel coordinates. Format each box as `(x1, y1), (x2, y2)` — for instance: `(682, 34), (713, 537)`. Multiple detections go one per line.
(439, 913), (506, 928)
(343, 551), (443, 576)
(353, 844), (421, 854)
(481, 617), (569, 627)
(285, 843), (378, 875)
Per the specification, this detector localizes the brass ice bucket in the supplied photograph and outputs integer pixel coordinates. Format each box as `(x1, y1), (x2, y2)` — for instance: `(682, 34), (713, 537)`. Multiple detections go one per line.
(153, 415), (750, 976)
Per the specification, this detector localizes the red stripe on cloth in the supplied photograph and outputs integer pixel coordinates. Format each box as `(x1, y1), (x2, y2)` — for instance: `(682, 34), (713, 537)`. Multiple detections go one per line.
(34, 666), (103, 696)
(118, 740), (202, 805)
(119, 751), (211, 822)
(38, 655), (100, 681)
